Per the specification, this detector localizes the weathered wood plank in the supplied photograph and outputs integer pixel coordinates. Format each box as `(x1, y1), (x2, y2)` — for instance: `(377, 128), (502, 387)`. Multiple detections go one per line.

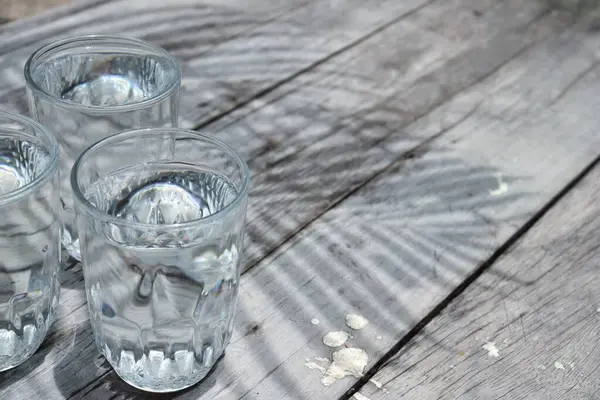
(206, 0), (546, 149)
(208, 0), (558, 269)
(0, 2), (586, 400)
(0, 0), (304, 131)
(66, 14), (600, 400)
(358, 152), (600, 400)
(228, 23), (600, 400)
(0, 0), (440, 130)
(131, 0), (439, 128)
(0, 1), (573, 399)
(0, 0), (73, 21)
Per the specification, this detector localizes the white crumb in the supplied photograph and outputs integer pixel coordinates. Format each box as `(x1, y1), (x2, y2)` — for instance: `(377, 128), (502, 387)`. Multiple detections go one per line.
(489, 173), (508, 196)
(569, 362), (575, 370)
(537, 365), (546, 370)
(321, 348), (369, 386)
(311, 318), (320, 325)
(346, 314), (369, 330)
(483, 341), (500, 358)
(305, 357), (329, 373)
(376, 335), (383, 340)
(370, 378), (389, 393)
(353, 393), (371, 400)
(596, 307), (600, 313)
(305, 361), (327, 373)
(554, 361), (565, 370)
(323, 331), (351, 348)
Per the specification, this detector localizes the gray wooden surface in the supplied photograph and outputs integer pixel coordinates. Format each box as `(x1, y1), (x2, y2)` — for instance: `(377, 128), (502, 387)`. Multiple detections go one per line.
(1, 0), (600, 399)
(360, 155), (600, 400)
(0, 0), (72, 21)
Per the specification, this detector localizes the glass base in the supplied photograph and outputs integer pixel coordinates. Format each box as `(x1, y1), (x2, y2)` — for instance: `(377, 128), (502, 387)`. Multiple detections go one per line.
(0, 325), (48, 372)
(106, 349), (226, 393)
(113, 368), (208, 393)
(110, 351), (226, 393)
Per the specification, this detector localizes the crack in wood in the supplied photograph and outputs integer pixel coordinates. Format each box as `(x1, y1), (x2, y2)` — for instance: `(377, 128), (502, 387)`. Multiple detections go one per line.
(341, 153), (600, 399)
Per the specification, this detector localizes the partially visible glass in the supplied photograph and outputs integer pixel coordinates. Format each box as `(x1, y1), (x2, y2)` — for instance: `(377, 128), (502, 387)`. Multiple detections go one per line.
(24, 35), (181, 260)
(71, 128), (250, 392)
(0, 111), (60, 372)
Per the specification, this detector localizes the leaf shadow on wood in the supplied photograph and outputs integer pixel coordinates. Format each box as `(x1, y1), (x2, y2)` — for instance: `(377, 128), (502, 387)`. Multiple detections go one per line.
(25, 45), (387, 399)
(0, 4), (280, 125)
(192, 146), (533, 397)
(53, 98), (536, 398)
(240, 142), (531, 335)
(10, 31), (532, 395)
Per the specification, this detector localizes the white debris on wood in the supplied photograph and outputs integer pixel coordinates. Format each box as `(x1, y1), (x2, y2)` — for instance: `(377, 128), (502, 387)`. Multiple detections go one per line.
(482, 341), (500, 357)
(346, 313), (369, 330)
(370, 378), (389, 393)
(322, 347), (369, 386)
(489, 173), (508, 196)
(311, 318), (320, 325)
(376, 335), (383, 340)
(305, 357), (329, 373)
(323, 331), (352, 347)
(353, 393), (371, 400)
(305, 361), (327, 373)
(554, 361), (565, 370)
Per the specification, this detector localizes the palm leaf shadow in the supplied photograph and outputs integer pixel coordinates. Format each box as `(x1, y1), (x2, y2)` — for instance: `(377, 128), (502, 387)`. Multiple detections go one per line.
(0, 5), (530, 395)
(199, 141), (532, 397)
(46, 137), (528, 399)
(48, 77), (533, 398)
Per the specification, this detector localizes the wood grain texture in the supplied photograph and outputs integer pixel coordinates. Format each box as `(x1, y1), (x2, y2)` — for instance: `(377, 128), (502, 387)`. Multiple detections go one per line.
(0, 1), (579, 399)
(228, 20), (600, 400)
(358, 155), (600, 400)
(0, 0), (305, 127)
(0, 0), (72, 21)
(53, 12), (600, 400)
(0, 0), (441, 132)
(207, 0), (558, 270)
(0, 1), (596, 400)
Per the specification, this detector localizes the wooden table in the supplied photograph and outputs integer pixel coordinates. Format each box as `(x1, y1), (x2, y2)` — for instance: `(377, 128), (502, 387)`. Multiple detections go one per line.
(2, 0), (600, 398)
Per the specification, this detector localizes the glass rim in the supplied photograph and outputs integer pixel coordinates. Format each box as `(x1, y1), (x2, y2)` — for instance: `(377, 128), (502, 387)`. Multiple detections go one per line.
(71, 127), (251, 230)
(0, 111), (59, 206)
(23, 34), (181, 114)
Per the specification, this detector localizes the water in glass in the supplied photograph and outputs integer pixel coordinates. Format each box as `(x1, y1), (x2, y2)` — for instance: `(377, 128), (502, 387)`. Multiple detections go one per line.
(27, 41), (180, 261)
(81, 165), (240, 392)
(0, 137), (60, 371)
(32, 54), (176, 107)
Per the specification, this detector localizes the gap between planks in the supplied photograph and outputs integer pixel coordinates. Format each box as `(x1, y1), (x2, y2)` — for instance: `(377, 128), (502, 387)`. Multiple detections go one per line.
(0, 0), (584, 398)
(65, 6), (600, 400)
(341, 152), (600, 400)
(186, 0), (439, 132)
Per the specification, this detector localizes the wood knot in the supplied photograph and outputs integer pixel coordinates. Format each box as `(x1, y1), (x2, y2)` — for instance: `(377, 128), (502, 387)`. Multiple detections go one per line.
(244, 322), (261, 336)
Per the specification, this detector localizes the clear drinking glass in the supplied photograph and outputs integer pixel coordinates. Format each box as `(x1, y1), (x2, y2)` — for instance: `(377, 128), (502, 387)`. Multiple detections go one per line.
(0, 111), (60, 372)
(24, 35), (181, 261)
(71, 128), (250, 392)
